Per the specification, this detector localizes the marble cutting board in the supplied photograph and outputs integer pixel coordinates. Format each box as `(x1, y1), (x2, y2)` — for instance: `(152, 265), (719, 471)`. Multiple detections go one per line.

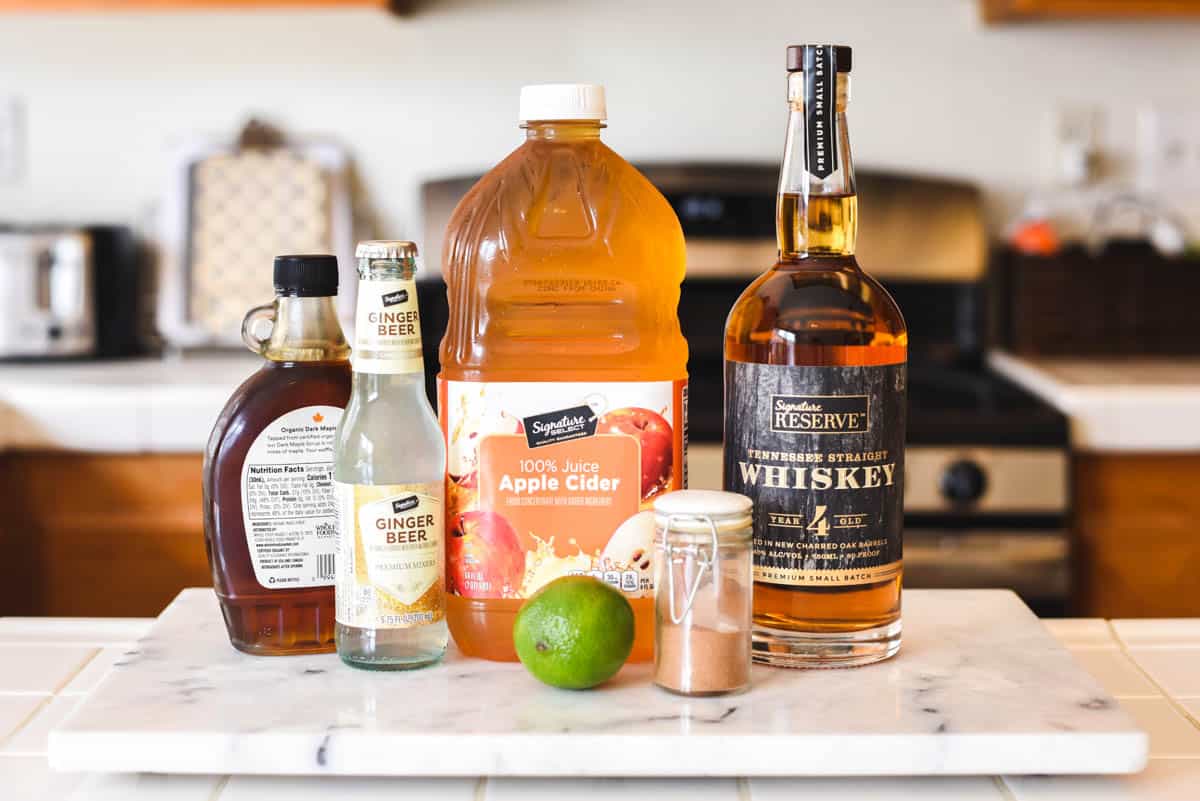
(48, 588), (1147, 777)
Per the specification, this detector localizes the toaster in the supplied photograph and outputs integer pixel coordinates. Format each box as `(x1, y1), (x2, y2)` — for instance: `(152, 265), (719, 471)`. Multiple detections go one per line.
(0, 225), (148, 360)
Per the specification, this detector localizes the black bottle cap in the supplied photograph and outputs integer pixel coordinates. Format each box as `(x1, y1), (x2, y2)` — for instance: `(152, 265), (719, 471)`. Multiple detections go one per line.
(786, 44), (852, 73)
(273, 254), (339, 297)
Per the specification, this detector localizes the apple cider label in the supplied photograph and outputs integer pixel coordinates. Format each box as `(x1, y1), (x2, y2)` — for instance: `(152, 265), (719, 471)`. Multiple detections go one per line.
(334, 482), (444, 629)
(352, 277), (423, 375)
(441, 380), (687, 600)
(724, 362), (905, 588)
(239, 405), (342, 590)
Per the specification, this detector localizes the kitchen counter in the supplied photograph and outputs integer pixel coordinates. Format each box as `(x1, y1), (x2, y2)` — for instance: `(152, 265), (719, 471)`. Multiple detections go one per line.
(989, 351), (1200, 452)
(3, 614), (1199, 799)
(0, 354), (259, 453)
(7, 352), (1200, 455)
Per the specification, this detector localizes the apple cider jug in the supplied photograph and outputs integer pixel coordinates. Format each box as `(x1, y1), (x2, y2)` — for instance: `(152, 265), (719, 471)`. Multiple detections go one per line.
(439, 84), (689, 662)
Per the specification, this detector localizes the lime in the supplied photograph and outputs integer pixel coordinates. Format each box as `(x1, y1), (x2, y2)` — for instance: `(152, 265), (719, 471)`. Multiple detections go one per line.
(513, 575), (635, 690)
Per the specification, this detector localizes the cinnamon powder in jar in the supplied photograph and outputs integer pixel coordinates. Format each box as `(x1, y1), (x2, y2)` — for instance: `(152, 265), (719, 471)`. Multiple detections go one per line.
(652, 490), (754, 697)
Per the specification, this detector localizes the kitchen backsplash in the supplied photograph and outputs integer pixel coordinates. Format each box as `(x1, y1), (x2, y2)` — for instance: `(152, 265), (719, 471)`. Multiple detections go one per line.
(1, 0), (1199, 238)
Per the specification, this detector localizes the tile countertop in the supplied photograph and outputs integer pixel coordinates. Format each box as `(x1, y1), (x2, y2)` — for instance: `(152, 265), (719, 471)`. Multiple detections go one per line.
(2, 616), (1200, 799)
(0, 354), (260, 453)
(989, 351), (1200, 453)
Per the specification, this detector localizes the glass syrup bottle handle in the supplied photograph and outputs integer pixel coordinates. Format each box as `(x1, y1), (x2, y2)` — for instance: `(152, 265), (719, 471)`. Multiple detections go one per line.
(241, 302), (277, 356)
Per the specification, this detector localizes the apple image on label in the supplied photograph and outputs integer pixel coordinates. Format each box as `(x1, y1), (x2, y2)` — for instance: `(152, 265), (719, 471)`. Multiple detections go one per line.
(600, 510), (656, 598)
(598, 407), (673, 500)
(447, 510), (525, 598)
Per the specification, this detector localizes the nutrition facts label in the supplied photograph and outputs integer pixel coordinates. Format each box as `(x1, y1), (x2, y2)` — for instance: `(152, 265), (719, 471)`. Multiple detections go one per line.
(244, 462), (337, 519)
(239, 405), (342, 589)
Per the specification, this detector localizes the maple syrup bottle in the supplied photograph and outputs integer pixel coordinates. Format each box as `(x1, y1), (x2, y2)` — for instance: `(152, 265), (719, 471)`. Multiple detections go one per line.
(203, 255), (352, 655)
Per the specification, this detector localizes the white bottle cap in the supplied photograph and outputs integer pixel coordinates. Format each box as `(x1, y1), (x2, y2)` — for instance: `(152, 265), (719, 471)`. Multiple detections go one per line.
(518, 83), (607, 123)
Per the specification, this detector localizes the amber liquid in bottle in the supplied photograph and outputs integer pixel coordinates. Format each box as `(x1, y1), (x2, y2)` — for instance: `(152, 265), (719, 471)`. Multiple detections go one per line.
(440, 114), (688, 663)
(727, 194), (905, 637)
(203, 289), (351, 655)
(724, 53), (906, 667)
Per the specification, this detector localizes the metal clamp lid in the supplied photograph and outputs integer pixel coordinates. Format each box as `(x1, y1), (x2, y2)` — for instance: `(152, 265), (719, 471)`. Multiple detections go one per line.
(653, 490), (753, 542)
(662, 512), (722, 626)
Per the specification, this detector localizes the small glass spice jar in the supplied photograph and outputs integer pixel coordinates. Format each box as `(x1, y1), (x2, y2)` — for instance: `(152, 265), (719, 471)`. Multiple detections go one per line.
(653, 490), (754, 696)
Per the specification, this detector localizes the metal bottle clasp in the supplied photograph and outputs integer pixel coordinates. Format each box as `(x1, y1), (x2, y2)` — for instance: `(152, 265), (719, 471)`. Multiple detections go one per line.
(663, 513), (722, 625)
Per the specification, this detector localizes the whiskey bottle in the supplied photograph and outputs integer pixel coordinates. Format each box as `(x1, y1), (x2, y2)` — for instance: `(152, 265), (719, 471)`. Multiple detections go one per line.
(723, 45), (907, 668)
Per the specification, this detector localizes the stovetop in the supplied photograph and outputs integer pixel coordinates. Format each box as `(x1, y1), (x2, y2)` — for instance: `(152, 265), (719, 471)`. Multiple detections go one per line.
(906, 364), (1068, 447)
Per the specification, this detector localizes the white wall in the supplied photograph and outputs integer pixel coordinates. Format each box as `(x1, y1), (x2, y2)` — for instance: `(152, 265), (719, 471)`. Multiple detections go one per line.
(0, 0), (1197, 239)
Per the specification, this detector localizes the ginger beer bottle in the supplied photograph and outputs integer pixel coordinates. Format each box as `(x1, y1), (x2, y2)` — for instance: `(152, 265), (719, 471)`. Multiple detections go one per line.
(334, 241), (447, 669)
(440, 84), (689, 662)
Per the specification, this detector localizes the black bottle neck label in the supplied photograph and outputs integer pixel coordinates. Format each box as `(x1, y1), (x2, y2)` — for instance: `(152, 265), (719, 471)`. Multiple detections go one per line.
(804, 45), (838, 180)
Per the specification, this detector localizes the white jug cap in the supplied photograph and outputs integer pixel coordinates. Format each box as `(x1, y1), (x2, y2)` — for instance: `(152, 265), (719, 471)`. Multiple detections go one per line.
(519, 83), (607, 123)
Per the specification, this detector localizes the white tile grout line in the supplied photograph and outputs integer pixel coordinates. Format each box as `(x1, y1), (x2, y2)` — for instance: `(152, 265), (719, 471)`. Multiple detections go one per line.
(991, 775), (1019, 800)
(0, 647), (101, 753)
(1107, 620), (1200, 736)
(51, 647), (101, 695)
(208, 774), (232, 801)
(0, 694), (51, 750)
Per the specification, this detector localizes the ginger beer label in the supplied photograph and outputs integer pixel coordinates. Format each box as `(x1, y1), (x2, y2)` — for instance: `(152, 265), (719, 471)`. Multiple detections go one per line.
(724, 362), (905, 588)
(352, 277), (423, 375)
(334, 482), (444, 629)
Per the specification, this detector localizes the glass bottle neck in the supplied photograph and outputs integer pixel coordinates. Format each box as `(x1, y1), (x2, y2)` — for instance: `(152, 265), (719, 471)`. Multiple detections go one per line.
(264, 296), (349, 362)
(523, 120), (604, 142)
(351, 370), (427, 398)
(777, 71), (857, 260)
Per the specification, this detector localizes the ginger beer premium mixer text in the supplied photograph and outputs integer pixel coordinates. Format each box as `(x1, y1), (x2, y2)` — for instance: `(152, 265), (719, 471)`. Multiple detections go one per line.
(204, 49), (905, 687)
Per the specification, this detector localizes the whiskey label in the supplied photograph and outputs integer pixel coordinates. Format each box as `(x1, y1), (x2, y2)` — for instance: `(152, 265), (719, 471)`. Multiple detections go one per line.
(804, 44), (838, 179)
(723, 361), (905, 588)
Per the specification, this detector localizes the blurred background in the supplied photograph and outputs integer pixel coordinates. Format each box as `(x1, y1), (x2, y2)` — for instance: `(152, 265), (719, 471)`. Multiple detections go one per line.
(1, 0), (1198, 621)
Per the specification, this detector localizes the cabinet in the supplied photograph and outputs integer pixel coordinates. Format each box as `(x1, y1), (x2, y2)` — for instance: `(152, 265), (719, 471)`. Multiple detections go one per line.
(1073, 453), (1200, 618)
(0, 452), (210, 617)
(4, 449), (1197, 618)
(983, 0), (1200, 21)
